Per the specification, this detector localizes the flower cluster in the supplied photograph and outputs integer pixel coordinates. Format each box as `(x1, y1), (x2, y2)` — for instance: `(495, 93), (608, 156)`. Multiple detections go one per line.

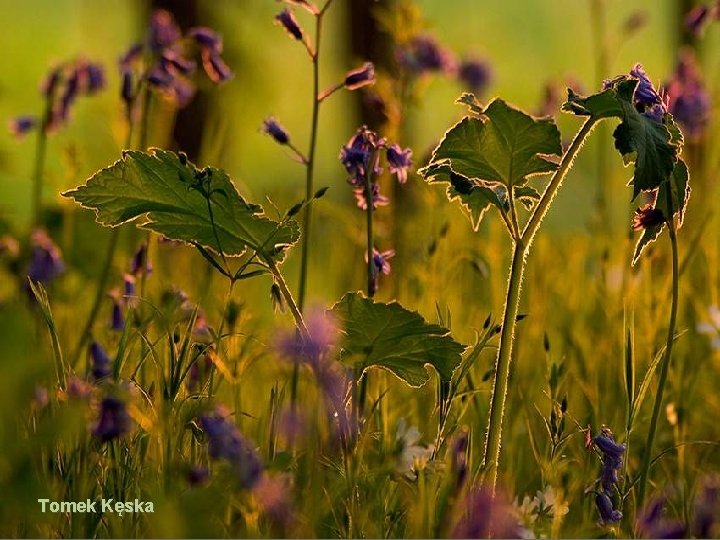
(665, 49), (710, 140)
(120, 9), (232, 110)
(591, 428), (626, 526)
(198, 406), (264, 488)
(10, 59), (105, 139)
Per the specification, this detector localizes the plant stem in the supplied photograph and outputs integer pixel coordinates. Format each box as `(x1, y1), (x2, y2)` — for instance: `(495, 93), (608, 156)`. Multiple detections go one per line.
(267, 258), (309, 340)
(364, 176), (375, 298)
(297, 10), (326, 314)
(482, 118), (599, 491)
(636, 214), (679, 507)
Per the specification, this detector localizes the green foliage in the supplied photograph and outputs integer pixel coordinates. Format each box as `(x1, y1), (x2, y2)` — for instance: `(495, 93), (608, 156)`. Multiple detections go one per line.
(63, 149), (300, 261)
(419, 98), (561, 229)
(330, 292), (465, 387)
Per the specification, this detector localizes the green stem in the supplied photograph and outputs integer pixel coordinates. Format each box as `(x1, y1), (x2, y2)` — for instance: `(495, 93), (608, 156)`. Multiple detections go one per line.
(267, 258), (309, 340)
(365, 174), (375, 298)
(636, 214), (679, 507)
(297, 10), (326, 314)
(482, 117), (599, 491)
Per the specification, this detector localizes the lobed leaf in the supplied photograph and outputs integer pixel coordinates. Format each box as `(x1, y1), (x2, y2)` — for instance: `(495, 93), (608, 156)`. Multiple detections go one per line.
(63, 148), (299, 261)
(330, 292), (465, 387)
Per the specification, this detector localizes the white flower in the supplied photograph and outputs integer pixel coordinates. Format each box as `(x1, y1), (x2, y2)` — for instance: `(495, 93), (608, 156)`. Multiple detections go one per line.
(697, 305), (720, 351)
(395, 418), (434, 478)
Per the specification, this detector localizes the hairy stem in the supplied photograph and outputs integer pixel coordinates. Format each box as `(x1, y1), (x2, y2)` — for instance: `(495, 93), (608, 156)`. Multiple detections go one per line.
(482, 117), (600, 491)
(267, 258), (309, 340)
(636, 213), (679, 507)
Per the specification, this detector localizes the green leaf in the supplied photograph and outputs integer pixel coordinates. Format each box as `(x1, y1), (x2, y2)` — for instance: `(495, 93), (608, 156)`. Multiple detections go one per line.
(456, 92), (484, 115)
(418, 161), (507, 230)
(330, 292), (465, 387)
(426, 99), (562, 189)
(514, 185), (541, 210)
(563, 78), (680, 200)
(632, 220), (664, 265)
(63, 149), (299, 261)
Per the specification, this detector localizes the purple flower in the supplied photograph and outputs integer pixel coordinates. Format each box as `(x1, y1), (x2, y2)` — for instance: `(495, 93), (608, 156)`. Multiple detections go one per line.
(201, 51), (233, 84)
(130, 243), (152, 276)
(452, 488), (521, 538)
(109, 292), (125, 331)
(275, 9), (304, 42)
(199, 407), (264, 488)
(9, 116), (38, 139)
(119, 43), (143, 71)
(76, 61), (105, 94)
(636, 497), (686, 538)
(90, 341), (112, 381)
(340, 127), (384, 186)
(344, 62), (375, 90)
(161, 48), (196, 76)
(27, 230), (65, 284)
(92, 397), (132, 442)
(66, 376), (92, 399)
(633, 204), (665, 231)
(458, 57), (492, 94)
(123, 274), (137, 307)
(149, 9), (181, 52)
(593, 431), (626, 490)
(397, 35), (456, 76)
(595, 492), (622, 525)
(188, 27), (224, 54)
(262, 117), (291, 145)
(277, 307), (339, 364)
(353, 183), (389, 210)
(630, 64), (664, 109)
(686, 4), (710, 37)
(666, 49), (710, 140)
(386, 143), (413, 183)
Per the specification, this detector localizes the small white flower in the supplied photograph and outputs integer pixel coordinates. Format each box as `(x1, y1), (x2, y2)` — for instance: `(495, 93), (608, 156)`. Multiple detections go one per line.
(697, 305), (720, 351)
(395, 418), (434, 478)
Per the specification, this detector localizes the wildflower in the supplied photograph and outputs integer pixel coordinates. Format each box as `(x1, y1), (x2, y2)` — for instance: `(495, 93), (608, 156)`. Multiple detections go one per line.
(397, 35), (456, 76)
(394, 418), (434, 478)
(109, 292), (125, 331)
(697, 305), (720, 351)
(364, 248), (394, 294)
(130, 243), (152, 276)
(199, 407), (264, 488)
(9, 116), (38, 138)
(27, 230), (65, 284)
(458, 57), (492, 94)
(123, 274), (137, 308)
(262, 117), (291, 145)
(119, 43), (143, 71)
(149, 9), (181, 52)
(90, 341), (112, 381)
(595, 492), (622, 525)
(344, 62), (375, 90)
(275, 9), (304, 42)
(92, 397), (132, 442)
(32, 386), (49, 409)
(630, 64), (664, 110)
(353, 183), (389, 210)
(666, 49), (710, 140)
(253, 474), (295, 530)
(452, 488), (522, 538)
(685, 4), (710, 37)
(160, 48), (196, 76)
(635, 497), (685, 538)
(386, 143), (412, 183)
(340, 127), (378, 186)
(75, 60), (105, 94)
(201, 51), (233, 83)
(67, 376), (92, 399)
(187, 465), (210, 487)
(188, 27), (224, 54)
(632, 204), (665, 231)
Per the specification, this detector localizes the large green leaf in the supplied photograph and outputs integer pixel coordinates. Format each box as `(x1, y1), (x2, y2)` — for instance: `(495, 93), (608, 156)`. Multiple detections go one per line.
(63, 149), (299, 261)
(330, 292), (465, 387)
(563, 78), (680, 200)
(425, 99), (562, 189)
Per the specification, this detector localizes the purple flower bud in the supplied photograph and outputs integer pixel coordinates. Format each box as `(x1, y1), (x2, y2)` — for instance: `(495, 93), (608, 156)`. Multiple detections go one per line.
(90, 341), (112, 381)
(396, 35), (456, 76)
(170, 77), (196, 108)
(110, 294), (125, 331)
(686, 5), (710, 37)
(458, 57), (492, 95)
(130, 243), (152, 276)
(66, 376), (92, 399)
(9, 116), (38, 139)
(119, 43), (143, 71)
(261, 117), (290, 145)
(344, 62), (375, 90)
(365, 248), (395, 295)
(386, 143), (413, 184)
(275, 9), (304, 41)
(27, 230), (65, 284)
(353, 183), (389, 210)
(630, 64), (663, 108)
(340, 126), (384, 186)
(149, 9), (181, 52)
(121, 70), (135, 106)
(666, 49), (710, 140)
(596, 492), (622, 525)
(199, 407), (264, 488)
(201, 51), (233, 84)
(92, 397), (132, 442)
(76, 61), (105, 95)
(161, 48), (196, 76)
(188, 27), (224, 54)
(632, 204), (665, 231)
(147, 63), (175, 89)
